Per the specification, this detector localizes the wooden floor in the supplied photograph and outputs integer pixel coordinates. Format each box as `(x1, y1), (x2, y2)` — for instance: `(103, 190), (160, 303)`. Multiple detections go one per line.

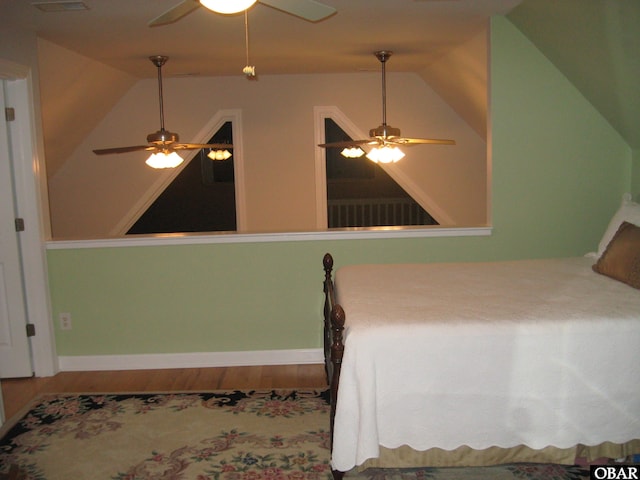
(1, 364), (328, 421)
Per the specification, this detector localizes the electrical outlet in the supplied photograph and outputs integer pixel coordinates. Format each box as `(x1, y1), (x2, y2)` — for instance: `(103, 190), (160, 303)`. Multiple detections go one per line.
(59, 312), (72, 330)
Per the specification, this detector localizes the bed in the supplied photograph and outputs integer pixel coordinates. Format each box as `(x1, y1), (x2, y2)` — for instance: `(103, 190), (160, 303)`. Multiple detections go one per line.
(322, 195), (640, 479)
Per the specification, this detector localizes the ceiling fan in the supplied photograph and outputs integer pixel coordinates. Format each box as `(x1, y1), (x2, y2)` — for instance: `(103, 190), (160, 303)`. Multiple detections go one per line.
(318, 51), (455, 163)
(93, 56), (232, 167)
(148, 0), (337, 27)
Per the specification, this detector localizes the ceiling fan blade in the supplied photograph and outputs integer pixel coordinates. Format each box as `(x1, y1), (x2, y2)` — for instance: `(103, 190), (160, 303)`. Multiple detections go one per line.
(319, 51), (455, 156)
(93, 58), (233, 161)
(148, 0), (200, 27)
(260, 0), (336, 21)
(318, 139), (376, 148)
(93, 145), (153, 155)
(393, 138), (456, 146)
(173, 143), (234, 150)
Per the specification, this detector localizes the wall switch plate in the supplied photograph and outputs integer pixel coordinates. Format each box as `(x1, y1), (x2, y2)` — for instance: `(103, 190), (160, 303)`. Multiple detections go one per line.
(59, 312), (72, 330)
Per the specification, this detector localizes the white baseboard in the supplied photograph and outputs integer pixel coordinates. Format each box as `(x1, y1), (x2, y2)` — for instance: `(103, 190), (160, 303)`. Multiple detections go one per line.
(58, 348), (324, 372)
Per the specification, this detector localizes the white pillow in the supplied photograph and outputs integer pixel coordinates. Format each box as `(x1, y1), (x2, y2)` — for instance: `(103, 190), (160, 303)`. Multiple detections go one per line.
(597, 193), (640, 258)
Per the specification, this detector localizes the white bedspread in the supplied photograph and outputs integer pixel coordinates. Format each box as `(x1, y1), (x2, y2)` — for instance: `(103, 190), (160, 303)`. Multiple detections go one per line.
(332, 257), (640, 471)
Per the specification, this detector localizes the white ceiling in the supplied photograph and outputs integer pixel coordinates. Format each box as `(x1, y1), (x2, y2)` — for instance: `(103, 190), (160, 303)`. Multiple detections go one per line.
(2, 0), (520, 77)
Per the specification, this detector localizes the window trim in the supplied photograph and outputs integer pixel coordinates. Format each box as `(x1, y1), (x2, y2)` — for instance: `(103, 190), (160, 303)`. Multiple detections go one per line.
(314, 106), (367, 229)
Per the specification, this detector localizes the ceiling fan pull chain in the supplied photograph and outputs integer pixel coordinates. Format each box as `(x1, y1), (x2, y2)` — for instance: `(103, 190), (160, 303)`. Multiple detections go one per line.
(243, 10), (256, 78)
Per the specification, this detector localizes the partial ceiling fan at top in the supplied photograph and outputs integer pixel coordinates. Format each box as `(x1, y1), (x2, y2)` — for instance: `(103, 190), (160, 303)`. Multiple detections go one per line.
(318, 51), (456, 164)
(148, 0), (337, 27)
(93, 56), (233, 169)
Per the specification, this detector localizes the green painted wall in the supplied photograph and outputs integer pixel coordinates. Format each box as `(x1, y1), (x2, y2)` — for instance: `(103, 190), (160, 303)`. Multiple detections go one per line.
(632, 149), (640, 198)
(47, 16), (631, 357)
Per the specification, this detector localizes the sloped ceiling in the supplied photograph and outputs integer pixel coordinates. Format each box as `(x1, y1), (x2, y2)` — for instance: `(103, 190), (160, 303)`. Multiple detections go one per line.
(37, 39), (136, 178)
(508, 0), (640, 148)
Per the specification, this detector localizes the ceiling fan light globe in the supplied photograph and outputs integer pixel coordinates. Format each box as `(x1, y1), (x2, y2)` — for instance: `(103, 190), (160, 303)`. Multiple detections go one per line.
(366, 146), (405, 164)
(146, 151), (184, 169)
(208, 149), (232, 160)
(199, 0), (257, 14)
(341, 147), (365, 158)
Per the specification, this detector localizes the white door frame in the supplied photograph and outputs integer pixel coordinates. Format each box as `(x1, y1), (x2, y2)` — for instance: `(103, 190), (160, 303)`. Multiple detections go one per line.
(0, 58), (58, 377)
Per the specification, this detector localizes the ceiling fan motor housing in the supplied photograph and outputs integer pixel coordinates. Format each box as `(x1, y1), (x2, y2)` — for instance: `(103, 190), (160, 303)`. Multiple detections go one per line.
(147, 129), (179, 145)
(370, 124), (401, 139)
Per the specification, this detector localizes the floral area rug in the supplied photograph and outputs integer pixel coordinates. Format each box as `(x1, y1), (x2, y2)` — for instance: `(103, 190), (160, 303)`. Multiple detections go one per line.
(0, 389), (591, 480)
(0, 390), (331, 480)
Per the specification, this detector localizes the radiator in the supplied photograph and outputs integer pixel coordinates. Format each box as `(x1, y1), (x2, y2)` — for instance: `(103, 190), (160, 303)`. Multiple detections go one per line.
(328, 197), (437, 228)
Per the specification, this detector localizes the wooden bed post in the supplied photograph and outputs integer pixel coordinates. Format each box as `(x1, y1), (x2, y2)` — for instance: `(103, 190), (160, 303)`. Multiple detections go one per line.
(329, 304), (345, 480)
(323, 253), (346, 480)
(323, 253), (334, 382)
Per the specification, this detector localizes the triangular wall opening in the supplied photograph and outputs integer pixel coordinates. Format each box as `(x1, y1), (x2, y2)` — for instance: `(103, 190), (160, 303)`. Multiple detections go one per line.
(324, 118), (438, 228)
(127, 122), (236, 234)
